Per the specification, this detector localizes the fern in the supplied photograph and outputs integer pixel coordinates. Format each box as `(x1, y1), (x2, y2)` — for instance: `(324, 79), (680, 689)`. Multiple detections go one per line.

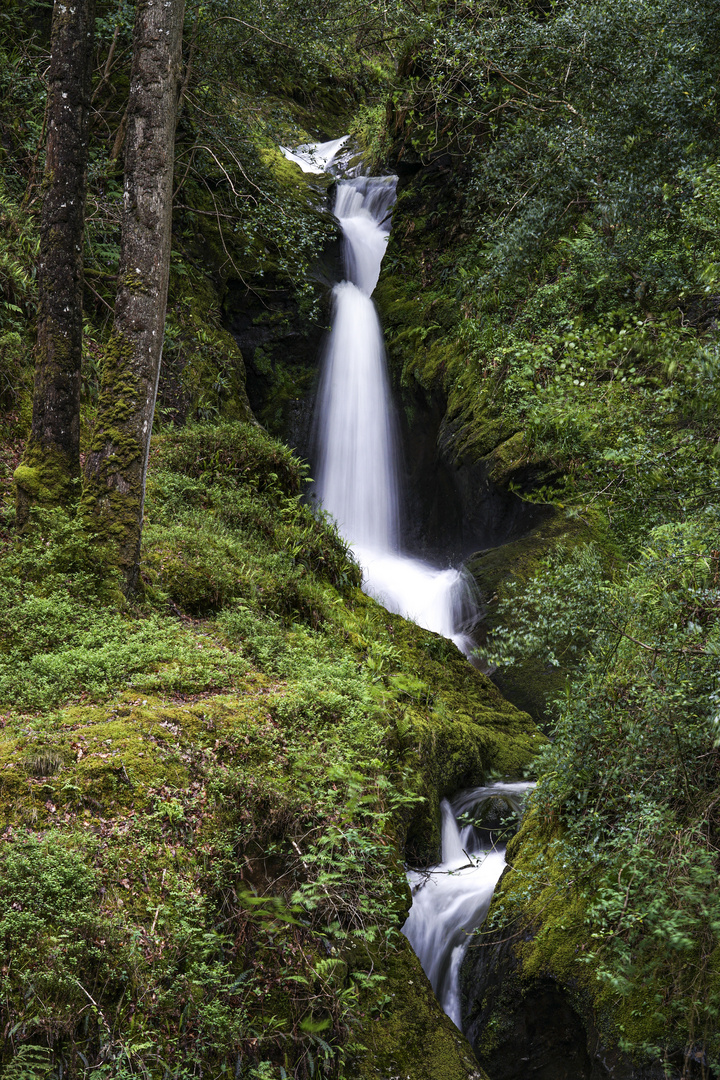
(1, 1045), (50, 1080)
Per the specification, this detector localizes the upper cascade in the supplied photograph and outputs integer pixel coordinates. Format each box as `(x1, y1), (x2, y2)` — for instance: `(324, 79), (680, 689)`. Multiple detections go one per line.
(279, 136), (349, 174)
(334, 176), (397, 296)
(286, 138), (479, 655)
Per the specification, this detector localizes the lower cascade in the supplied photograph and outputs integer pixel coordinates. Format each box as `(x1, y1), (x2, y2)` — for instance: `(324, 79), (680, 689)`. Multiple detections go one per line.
(402, 783), (533, 1028)
(301, 141), (478, 654)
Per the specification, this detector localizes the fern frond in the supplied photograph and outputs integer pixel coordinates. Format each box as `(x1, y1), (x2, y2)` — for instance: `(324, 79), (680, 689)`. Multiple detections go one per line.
(1, 1045), (50, 1080)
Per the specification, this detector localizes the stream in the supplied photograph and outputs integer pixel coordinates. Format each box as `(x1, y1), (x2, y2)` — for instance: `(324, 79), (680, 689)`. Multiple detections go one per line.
(282, 137), (478, 654)
(282, 137), (528, 1035)
(402, 783), (533, 1027)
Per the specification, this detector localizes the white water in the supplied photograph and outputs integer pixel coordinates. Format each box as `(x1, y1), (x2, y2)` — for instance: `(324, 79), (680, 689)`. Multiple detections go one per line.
(309, 154), (478, 653)
(279, 137), (349, 175)
(402, 783), (533, 1028)
(283, 142), (529, 1035)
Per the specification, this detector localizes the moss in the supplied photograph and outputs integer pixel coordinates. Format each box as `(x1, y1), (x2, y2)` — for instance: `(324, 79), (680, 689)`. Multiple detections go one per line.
(469, 507), (617, 722)
(0, 414), (545, 1077)
(79, 329), (149, 579)
(464, 812), (674, 1072)
(162, 268), (252, 424)
(353, 935), (489, 1080)
(0, 691), (273, 822)
(339, 592), (543, 865)
(258, 145), (334, 207)
(439, 408), (520, 465)
(13, 442), (79, 525)
(149, 420), (303, 497)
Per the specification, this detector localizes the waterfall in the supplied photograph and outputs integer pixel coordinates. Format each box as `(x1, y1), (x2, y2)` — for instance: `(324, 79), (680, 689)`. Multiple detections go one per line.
(279, 136), (350, 175)
(282, 139), (528, 1038)
(402, 783), (533, 1029)
(307, 149), (478, 654)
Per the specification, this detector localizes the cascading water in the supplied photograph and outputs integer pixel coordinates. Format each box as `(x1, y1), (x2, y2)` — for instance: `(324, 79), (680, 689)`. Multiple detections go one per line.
(283, 138), (521, 1038)
(402, 783), (533, 1028)
(308, 150), (478, 653)
(279, 136), (350, 175)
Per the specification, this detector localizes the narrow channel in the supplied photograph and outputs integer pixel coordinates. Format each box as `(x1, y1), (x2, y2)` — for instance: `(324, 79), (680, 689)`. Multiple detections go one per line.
(283, 137), (529, 1034)
(402, 783), (533, 1028)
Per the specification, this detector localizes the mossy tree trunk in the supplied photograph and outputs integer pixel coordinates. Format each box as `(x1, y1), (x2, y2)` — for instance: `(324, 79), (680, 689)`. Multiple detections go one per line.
(14, 0), (95, 526)
(82, 0), (185, 594)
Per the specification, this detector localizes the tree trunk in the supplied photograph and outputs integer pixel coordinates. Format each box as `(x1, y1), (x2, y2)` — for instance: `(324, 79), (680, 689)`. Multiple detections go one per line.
(82, 0), (185, 594)
(14, 0), (95, 526)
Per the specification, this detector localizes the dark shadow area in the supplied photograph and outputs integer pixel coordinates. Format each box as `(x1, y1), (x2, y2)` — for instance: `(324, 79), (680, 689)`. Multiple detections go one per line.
(395, 388), (553, 564)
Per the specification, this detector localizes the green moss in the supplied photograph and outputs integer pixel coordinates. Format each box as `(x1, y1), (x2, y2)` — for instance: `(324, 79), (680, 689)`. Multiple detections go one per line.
(0, 415), (544, 1077)
(14, 442), (79, 525)
(336, 592), (543, 865)
(163, 268), (252, 423)
(258, 146), (334, 207)
(472, 812), (670, 1064)
(469, 507), (617, 722)
(353, 935), (490, 1080)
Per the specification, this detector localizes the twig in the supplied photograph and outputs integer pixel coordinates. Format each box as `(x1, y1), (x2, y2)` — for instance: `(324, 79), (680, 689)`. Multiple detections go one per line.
(84, 277), (115, 313)
(91, 24), (120, 103)
(213, 16), (294, 51)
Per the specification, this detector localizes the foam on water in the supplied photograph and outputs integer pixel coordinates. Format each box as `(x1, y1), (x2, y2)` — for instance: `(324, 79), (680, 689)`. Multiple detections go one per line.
(279, 136), (349, 174)
(402, 783), (533, 1028)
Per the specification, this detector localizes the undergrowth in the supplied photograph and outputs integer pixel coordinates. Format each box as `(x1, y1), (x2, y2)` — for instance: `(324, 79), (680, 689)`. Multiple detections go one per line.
(481, 514), (720, 1068)
(0, 420), (535, 1079)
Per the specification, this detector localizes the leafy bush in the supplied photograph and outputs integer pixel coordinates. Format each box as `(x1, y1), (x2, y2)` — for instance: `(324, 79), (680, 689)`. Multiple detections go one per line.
(487, 512), (720, 1063)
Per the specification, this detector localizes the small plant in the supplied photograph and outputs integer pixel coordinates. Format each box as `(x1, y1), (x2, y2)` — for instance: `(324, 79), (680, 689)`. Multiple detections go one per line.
(1, 1046), (50, 1080)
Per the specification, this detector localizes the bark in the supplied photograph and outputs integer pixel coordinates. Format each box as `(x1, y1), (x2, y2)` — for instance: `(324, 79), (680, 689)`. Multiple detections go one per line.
(15, 0), (95, 525)
(82, 0), (185, 594)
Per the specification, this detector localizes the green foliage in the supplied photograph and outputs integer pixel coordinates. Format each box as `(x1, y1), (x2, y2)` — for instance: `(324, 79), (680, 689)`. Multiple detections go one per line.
(0, 178), (36, 404)
(0, 1045), (50, 1080)
(0, 507), (255, 710)
(476, 543), (608, 671)
(386, 0), (720, 557)
(150, 419), (304, 497)
(0, 834), (113, 1028)
(0, 401), (537, 1078)
(485, 513), (720, 1063)
(144, 422), (361, 617)
(406, 0), (719, 286)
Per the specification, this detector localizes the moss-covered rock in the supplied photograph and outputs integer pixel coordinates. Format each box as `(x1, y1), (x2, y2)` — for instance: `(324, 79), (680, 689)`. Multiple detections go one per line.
(355, 934), (489, 1080)
(459, 816), (686, 1080)
(468, 507), (616, 723)
(380, 607), (541, 863)
(160, 268), (253, 424)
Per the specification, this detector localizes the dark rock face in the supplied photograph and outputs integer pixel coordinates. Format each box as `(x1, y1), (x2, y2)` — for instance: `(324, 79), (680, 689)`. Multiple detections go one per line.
(224, 229), (343, 453)
(226, 280), (327, 456)
(460, 921), (714, 1080)
(466, 977), (609, 1080)
(395, 390), (553, 565)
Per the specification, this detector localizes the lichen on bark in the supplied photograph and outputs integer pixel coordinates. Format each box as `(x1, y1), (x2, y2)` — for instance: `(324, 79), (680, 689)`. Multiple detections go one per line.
(15, 0), (95, 526)
(82, 0), (185, 592)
